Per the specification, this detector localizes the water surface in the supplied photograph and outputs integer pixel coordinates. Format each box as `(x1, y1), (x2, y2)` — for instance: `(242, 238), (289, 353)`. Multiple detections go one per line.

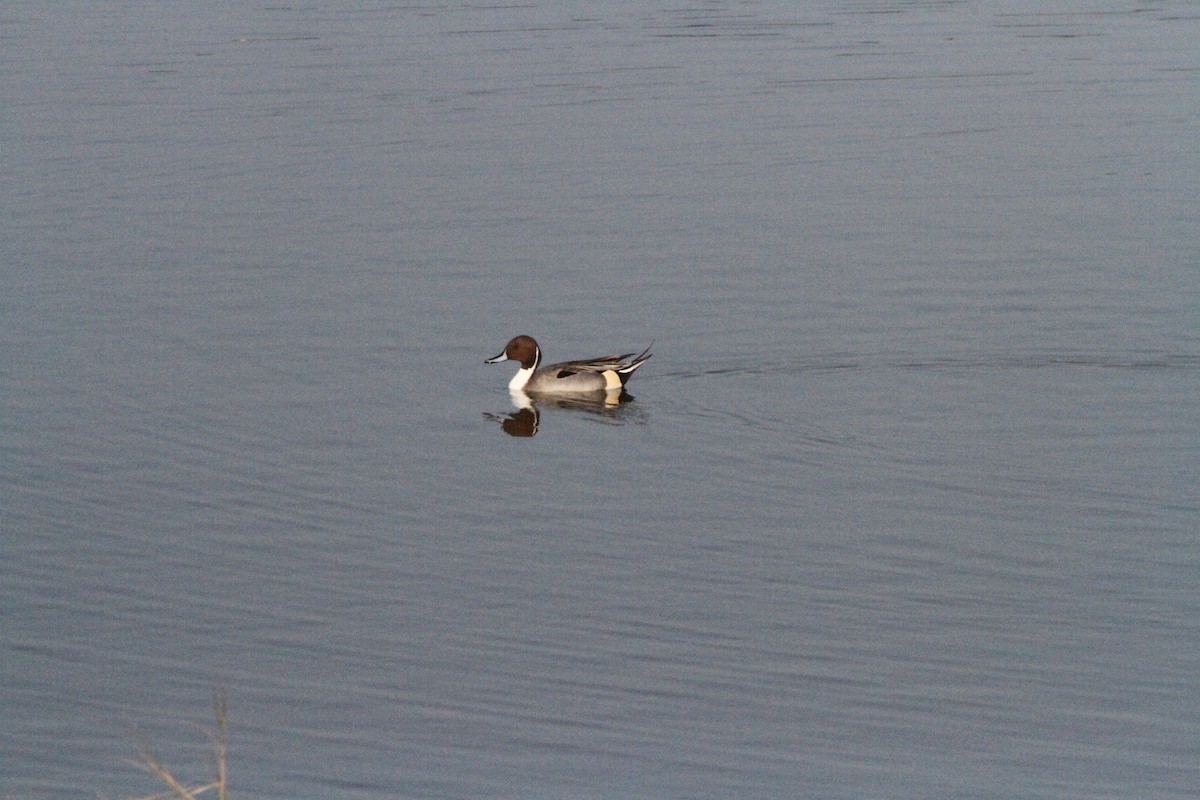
(3, 2), (1198, 798)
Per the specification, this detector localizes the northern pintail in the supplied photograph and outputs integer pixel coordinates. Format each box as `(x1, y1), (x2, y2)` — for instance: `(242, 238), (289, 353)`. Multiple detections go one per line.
(485, 335), (652, 395)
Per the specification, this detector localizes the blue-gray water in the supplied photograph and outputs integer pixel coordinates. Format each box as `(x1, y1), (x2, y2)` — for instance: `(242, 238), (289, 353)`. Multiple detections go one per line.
(3, 2), (1198, 798)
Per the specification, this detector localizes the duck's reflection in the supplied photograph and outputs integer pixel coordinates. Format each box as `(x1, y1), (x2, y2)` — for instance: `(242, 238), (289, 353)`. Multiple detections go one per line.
(484, 388), (635, 437)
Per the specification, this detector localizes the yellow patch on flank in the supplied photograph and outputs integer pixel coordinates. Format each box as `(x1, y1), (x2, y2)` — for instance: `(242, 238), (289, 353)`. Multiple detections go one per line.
(603, 369), (623, 390)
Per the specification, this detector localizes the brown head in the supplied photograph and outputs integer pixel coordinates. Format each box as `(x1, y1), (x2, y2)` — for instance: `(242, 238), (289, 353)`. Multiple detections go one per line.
(485, 335), (541, 369)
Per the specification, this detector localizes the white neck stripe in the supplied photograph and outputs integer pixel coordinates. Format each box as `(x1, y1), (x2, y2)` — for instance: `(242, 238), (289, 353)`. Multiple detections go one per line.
(509, 365), (535, 391)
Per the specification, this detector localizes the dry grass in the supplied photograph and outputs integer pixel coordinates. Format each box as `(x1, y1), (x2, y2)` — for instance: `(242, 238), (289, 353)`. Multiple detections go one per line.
(124, 690), (229, 800)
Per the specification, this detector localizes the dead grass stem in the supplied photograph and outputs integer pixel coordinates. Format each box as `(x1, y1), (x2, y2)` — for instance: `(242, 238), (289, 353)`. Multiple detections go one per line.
(124, 689), (229, 800)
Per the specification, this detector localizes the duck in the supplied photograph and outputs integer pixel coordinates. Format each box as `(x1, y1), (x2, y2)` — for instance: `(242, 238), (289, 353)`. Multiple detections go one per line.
(486, 335), (652, 395)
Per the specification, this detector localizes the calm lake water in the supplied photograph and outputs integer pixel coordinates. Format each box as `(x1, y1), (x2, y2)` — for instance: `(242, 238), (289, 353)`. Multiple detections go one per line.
(3, 2), (1199, 798)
